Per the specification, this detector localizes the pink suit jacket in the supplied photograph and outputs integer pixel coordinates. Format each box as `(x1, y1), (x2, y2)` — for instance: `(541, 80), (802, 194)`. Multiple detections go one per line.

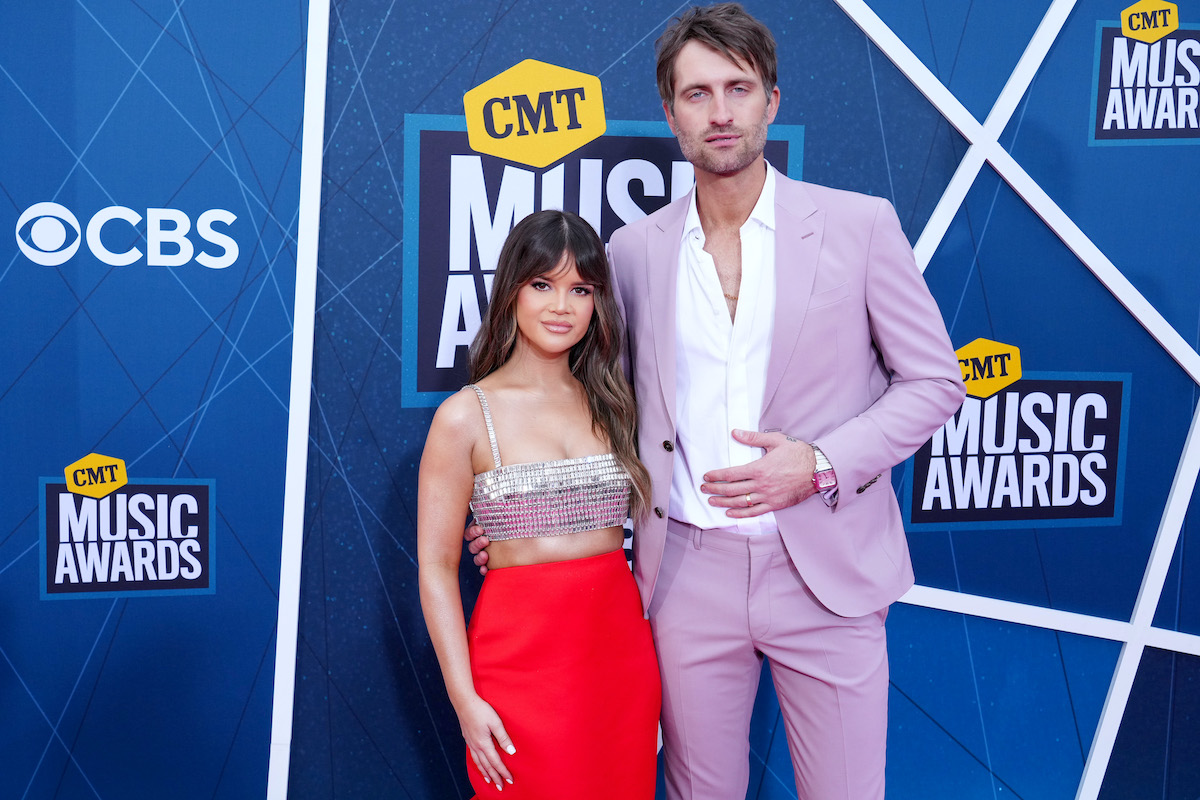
(608, 169), (966, 619)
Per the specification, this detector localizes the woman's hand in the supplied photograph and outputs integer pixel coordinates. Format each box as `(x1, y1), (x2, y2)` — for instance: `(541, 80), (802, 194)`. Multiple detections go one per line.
(458, 694), (516, 790)
(465, 523), (490, 575)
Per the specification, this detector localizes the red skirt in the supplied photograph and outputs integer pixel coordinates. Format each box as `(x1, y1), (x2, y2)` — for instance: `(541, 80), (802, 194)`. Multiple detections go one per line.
(467, 548), (660, 799)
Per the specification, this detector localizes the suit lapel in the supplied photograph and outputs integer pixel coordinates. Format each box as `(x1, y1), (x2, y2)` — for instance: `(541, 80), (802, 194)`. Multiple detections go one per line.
(763, 175), (822, 417)
(644, 197), (689, 429)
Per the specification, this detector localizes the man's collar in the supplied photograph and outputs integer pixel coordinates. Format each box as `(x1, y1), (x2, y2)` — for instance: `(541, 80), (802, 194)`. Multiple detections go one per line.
(749, 163), (777, 230)
(682, 161), (777, 240)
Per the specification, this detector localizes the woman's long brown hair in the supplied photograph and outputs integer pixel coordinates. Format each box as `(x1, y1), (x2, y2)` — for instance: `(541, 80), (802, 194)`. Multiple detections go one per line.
(468, 210), (651, 520)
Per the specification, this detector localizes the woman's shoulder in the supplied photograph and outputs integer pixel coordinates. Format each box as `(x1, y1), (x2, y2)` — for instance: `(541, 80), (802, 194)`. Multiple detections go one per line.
(429, 385), (487, 442)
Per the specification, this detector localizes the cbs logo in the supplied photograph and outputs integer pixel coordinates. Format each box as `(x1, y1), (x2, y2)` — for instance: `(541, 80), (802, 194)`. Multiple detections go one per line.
(15, 201), (239, 269)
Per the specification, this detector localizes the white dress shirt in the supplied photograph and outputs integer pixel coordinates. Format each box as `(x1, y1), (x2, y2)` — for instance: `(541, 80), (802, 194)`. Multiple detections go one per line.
(671, 167), (779, 534)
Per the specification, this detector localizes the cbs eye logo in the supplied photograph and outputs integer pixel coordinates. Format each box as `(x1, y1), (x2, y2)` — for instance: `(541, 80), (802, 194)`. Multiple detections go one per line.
(16, 202), (81, 266)
(15, 201), (239, 269)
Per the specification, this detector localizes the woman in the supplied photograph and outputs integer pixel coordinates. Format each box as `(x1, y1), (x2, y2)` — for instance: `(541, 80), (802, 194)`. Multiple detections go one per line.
(417, 210), (660, 798)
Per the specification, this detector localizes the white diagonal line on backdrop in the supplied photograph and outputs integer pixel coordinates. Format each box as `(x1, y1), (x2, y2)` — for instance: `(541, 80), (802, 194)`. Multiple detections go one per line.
(1146, 626), (1200, 659)
(269, 0), (332, 793)
(901, 584), (1200, 654)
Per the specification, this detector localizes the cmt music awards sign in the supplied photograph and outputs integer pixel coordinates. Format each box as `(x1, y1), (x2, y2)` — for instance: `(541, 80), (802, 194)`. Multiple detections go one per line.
(906, 339), (1130, 529)
(400, 60), (803, 407)
(1092, 0), (1200, 142)
(41, 453), (215, 598)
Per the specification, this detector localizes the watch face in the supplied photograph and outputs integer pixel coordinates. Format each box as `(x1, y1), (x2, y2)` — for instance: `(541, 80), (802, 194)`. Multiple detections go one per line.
(814, 471), (837, 491)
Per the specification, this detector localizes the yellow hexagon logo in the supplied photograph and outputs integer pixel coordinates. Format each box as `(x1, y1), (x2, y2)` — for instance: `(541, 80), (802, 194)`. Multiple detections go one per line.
(464, 59), (605, 169)
(64, 453), (128, 499)
(1122, 1), (1178, 43)
(956, 338), (1022, 399)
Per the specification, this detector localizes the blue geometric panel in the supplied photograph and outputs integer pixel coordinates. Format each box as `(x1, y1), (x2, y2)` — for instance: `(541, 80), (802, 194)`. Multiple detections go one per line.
(1099, 648), (1200, 798)
(888, 604), (1118, 799)
(869, 0), (1052, 122)
(1153, 490), (1200, 636)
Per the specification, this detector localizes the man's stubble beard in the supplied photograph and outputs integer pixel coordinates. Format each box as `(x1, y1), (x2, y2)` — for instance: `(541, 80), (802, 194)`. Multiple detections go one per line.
(675, 107), (771, 177)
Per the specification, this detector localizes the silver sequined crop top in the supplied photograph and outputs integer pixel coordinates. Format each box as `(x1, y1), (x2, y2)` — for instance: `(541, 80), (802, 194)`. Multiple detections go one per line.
(467, 385), (631, 541)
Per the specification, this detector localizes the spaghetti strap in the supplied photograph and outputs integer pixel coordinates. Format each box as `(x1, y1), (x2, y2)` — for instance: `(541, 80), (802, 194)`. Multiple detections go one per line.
(467, 384), (503, 469)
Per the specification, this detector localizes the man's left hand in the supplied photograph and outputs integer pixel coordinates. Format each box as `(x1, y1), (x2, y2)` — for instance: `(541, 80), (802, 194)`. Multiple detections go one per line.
(701, 429), (817, 518)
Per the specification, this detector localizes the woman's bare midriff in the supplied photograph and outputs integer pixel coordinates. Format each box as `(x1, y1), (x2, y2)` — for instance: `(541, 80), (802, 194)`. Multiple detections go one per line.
(485, 525), (626, 569)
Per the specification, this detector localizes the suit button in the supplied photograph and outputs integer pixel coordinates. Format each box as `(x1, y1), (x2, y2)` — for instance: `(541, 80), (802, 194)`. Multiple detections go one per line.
(856, 474), (881, 494)
(654, 507), (664, 518)
(662, 441), (674, 452)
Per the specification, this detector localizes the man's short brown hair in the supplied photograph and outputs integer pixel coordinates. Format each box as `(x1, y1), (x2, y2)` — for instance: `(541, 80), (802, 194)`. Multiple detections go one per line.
(655, 3), (778, 111)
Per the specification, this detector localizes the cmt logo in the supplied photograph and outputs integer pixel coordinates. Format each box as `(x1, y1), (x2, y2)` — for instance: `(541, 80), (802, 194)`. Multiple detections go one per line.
(15, 201), (239, 269)
(65, 453), (128, 500)
(464, 60), (605, 168)
(1122, 0), (1178, 43)
(957, 338), (1022, 398)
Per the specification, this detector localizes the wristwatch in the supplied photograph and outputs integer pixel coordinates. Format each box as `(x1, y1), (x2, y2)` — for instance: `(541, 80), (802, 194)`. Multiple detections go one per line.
(811, 444), (837, 493)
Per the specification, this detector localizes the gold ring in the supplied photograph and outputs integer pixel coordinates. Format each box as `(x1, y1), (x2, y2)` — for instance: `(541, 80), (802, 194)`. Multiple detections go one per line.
(745, 493), (753, 507)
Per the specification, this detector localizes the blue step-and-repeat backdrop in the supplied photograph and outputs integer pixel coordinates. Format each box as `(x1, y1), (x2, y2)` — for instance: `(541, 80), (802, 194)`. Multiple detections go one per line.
(2, 1), (1198, 798)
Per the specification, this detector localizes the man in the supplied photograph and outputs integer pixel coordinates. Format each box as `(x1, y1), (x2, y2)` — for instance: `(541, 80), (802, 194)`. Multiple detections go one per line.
(474, 4), (965, 798)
